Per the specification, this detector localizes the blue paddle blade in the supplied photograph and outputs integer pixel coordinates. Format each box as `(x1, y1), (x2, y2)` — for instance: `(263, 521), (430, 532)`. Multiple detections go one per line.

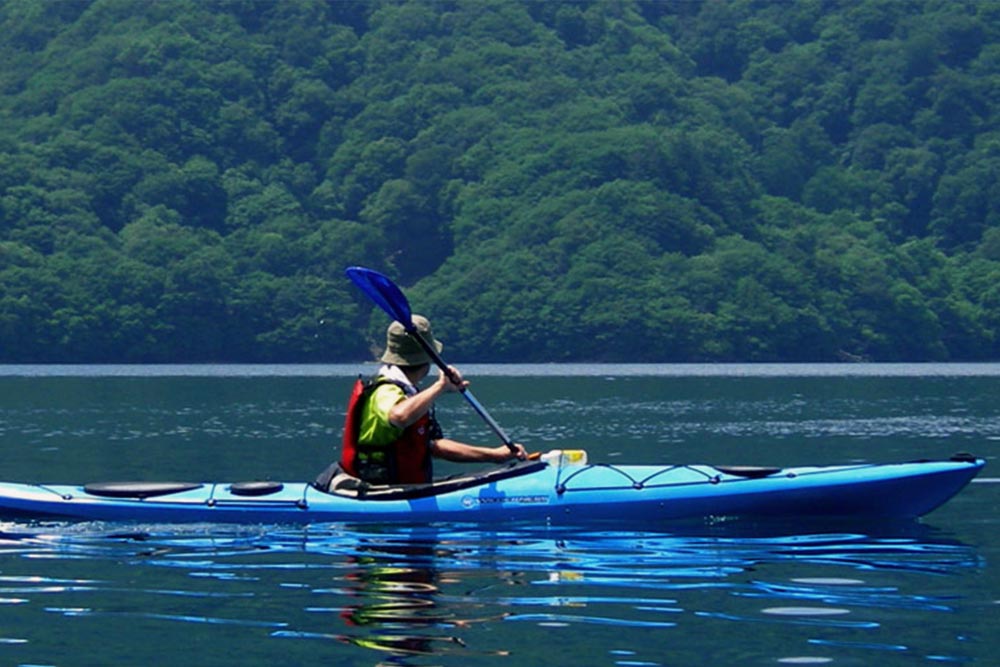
(345, 266), (414, 329)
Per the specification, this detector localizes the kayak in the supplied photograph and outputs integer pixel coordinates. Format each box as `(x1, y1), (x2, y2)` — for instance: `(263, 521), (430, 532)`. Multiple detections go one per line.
(0, 451), (984, 525)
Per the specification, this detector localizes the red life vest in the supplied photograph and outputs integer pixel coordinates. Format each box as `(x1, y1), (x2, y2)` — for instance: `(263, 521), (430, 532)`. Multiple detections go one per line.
(340, 376), (434, 484)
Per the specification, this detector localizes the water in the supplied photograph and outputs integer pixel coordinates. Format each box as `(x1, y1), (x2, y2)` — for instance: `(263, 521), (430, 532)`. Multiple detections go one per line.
(0, 364), (997, 666)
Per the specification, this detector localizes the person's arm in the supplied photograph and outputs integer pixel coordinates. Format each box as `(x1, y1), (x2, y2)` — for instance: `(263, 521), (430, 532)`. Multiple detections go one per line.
(431, 438), (527, 463)
(388, 365), (529, 461)
(387, 366), (467, 428)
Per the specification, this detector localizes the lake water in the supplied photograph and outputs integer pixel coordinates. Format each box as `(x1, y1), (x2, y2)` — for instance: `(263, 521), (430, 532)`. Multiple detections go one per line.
(0, 364), (997, 666)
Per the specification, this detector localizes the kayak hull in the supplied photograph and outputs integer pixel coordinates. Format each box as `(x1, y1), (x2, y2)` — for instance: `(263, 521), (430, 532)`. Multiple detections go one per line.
(0, 457), (984, 525)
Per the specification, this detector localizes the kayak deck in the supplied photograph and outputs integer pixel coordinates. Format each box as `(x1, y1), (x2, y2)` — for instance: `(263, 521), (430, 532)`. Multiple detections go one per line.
(0, 454), (984, 525)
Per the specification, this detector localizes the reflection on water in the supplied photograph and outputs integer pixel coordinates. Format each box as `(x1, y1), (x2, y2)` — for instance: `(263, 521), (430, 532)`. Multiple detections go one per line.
(0, 520), (982, 666)
(306, 537), (510, 658)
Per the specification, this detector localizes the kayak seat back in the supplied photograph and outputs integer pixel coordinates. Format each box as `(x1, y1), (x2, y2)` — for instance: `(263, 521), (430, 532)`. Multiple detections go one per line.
(84, 481), (204, 499)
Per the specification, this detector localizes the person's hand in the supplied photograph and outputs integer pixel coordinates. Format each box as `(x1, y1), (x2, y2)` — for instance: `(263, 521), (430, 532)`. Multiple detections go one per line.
(494, 443), (527, 461)
(435, 365), (469, 393)
(509, 442), (528, 461)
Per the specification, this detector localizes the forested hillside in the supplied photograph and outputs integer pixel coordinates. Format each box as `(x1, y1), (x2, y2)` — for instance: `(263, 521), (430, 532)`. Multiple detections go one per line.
(1, 0), (998, 362)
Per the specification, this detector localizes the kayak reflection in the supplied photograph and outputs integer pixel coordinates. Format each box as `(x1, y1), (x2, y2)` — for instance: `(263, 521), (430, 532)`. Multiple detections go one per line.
(334, 537), (509, 659)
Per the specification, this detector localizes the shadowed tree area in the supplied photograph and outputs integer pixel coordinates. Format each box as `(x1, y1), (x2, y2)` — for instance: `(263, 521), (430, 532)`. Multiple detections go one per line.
(0, 0), (998, 362)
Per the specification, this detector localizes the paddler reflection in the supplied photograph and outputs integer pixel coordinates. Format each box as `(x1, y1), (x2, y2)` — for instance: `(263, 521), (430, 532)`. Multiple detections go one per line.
(337, 538), (509, 659)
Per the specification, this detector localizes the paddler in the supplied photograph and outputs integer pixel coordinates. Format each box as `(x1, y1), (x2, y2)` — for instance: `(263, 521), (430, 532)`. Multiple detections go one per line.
(325, 314), (526, 488)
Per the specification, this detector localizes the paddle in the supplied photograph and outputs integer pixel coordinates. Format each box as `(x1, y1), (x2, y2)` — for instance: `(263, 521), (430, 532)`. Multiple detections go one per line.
(345, 266), (519, 455)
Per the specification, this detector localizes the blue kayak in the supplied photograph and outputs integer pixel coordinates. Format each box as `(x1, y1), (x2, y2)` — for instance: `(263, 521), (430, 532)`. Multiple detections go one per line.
(0, 451), (983, 525)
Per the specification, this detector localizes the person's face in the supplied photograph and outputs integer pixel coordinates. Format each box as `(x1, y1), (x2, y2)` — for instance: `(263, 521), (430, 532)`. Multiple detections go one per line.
(403, 363), (431, 384)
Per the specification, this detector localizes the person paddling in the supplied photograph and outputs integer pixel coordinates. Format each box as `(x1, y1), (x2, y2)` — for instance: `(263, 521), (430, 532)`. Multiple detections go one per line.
(334, 315), (526, 486)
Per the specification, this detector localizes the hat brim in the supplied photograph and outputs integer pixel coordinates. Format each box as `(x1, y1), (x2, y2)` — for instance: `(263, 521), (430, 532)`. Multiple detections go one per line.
(380, 339), (443, 366)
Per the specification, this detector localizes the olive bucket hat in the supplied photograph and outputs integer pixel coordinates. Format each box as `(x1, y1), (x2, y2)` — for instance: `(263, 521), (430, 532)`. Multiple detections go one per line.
(379, 314), (443, 367)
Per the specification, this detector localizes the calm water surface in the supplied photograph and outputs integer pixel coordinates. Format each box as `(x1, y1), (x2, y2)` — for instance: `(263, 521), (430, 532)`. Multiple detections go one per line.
(0, 364), (997, 666)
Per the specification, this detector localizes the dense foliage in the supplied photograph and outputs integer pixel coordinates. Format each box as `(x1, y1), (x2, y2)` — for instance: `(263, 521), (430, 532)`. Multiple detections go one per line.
(1, 0), (998, 362)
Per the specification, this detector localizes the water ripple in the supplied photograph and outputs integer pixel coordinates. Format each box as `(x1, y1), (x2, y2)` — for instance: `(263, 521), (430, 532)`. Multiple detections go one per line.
(0, 521), (980, 662)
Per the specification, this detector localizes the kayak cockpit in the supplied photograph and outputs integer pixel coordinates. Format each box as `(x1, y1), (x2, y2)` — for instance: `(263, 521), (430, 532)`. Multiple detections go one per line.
(324, 459), (549, 501)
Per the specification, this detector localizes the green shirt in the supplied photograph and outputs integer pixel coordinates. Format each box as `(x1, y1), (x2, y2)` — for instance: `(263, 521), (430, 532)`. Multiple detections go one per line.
(357, 382), (406, 446)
